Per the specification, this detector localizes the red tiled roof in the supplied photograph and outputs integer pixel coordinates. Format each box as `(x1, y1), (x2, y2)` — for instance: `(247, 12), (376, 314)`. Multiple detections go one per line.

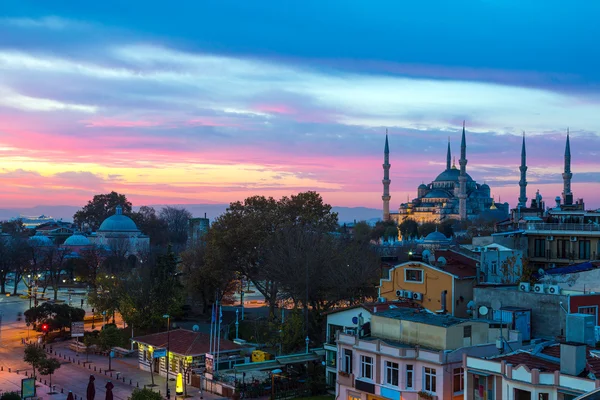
(541, 344), (600, 374)
(493, 351), (559, 372)
(133, 329), (241, 356)
(435, 250), (478, 279)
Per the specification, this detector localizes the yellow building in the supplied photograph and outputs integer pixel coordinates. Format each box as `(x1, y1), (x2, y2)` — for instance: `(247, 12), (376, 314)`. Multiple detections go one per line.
(378, 251), (478, 317)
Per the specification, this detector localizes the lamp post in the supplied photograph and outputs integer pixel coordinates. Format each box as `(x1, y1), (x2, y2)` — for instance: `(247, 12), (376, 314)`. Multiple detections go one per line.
(305, 336), (309, 354)
(164, 314), (171, 400)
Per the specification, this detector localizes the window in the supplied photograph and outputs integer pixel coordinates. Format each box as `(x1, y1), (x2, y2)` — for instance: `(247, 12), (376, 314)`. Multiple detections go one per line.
(405, 365), (414, 389)
(343, 349), (353, 374)
(579, 240), (591, 259)
(405, 269), (423, 282)
(557, 239), (569, 259)
(385, 361), (399, 386)
(534, 239), (545, 257)
(453, 368), (464, 394)
(473, 374), (495, 400)
(463, 325), (472, 338)
(348, 394), (361, 400)
(491, 260), (497, 275)
(360, 355), (373, 380)
(423, 367), (436, 393)
(578, 306), (598, 325)
(538, 394), (549, 400)
(328, 324), (343, 344)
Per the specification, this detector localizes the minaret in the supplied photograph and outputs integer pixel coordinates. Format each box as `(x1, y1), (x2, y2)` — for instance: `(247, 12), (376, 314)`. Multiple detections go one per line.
(518, 132), (528, 207)
(382, 130), (392, 221)
(562, 129), (573, 205)
(446, 138), (451, 170)
(458, 121), (468, 220)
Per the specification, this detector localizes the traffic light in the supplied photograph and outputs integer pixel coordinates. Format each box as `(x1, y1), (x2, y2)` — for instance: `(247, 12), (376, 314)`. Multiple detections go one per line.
(41, 323), (49, 333)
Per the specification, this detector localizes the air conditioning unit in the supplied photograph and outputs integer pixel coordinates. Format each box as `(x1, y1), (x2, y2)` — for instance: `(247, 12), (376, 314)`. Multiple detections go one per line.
(533, 284), (545, 293)
(377, 297), (386, 303)
(547, 285), (561, 295)
(404, 290), (413, 299)
(412, 292), (423, 301)
(395, 290), (404, 298)
(519, 282), (530, 292)
(547, 236), (554, 241)
(570, 236), (578, 242)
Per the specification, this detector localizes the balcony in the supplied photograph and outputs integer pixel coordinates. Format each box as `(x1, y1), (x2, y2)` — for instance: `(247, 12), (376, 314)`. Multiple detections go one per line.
(522, 223), (600, 232)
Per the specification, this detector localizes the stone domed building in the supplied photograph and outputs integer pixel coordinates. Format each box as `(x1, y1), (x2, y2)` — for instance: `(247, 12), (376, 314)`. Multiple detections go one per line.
(89, 205), (149, 256)
(382, 123), (509, 224)
(63, 233), (92, 256)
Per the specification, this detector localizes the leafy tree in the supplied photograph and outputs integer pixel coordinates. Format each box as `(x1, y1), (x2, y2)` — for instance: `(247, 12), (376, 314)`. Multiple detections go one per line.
(130, 206), (169, 247)
(98, 325), (123, 371)
(181, 239), (235, 314)
(0, 392), (21, 400)
(118, 246), (184, 330)
(24, 344), (47, 378)
(130, 388), (163, 400)
(24, 302), (85, 332)
(351, 221), (372, 243)
(417, 222), (438, 238)
(0, 219), (27, 235)
(439, 219), (456, 237)
(206, 192), (338, 318)
(88, 272), (121, 323)
(73, 192), (132, 231)
(72, 245), (106, 288)
(371, 220), (397, 241)
(83, 334), (97, 363)
(38, 357), (61, 390)
(158, 206), (192, 247)
(0, 236), (30, 294)
(398, 219), (419, 240)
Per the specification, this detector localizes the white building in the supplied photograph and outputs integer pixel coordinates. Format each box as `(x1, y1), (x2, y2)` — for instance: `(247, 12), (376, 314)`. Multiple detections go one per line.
(89, 205), (149, 257)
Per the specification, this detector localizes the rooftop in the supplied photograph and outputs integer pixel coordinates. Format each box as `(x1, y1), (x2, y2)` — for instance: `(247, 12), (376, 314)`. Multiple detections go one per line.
(490, 350), (559, 372)
(374, 308), (472, 327)
(434, 250), (478, 279)
(323, 300), (421, 316)
(132, 329), (241, 356)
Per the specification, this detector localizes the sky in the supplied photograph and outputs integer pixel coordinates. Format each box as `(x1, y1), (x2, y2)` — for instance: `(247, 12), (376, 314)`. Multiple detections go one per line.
(0, 1), (599, 211)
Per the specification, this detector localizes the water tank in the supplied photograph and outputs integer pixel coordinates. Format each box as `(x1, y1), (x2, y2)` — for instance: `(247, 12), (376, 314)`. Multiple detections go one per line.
(567, 313), (595, 346)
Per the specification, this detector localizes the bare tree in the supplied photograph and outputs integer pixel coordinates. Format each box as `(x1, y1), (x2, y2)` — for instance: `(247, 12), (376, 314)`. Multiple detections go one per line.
(159, 206), (192, 248)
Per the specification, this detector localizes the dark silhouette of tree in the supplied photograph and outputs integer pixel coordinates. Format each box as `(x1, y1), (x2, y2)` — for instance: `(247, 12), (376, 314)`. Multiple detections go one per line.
(38, 357), (61, 390)
(130, 206), (169, 247)
(158, 206), (192, 247)
(23, 344), (46, 378)
(73, 192), (132, 231)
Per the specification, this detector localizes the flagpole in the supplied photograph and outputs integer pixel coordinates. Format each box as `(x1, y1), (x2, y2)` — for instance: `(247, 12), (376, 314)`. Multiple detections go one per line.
(209, 302), (215, 355)
(216, 304), (222, 372)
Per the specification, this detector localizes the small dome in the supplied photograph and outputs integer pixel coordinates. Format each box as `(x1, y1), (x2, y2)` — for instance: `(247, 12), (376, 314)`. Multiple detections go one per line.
(98, 205), (140, 233)
(424, 189), (451, 199)
(481, 183), (490, 189)
(29, 233), (53, 247)
(418, 183), (428, 189)
(64, 234), (91, 247)
(424, 230), (448, 242)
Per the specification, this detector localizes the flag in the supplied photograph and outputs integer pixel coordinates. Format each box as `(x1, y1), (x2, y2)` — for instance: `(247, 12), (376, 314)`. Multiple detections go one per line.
(211, 303), (216, 323)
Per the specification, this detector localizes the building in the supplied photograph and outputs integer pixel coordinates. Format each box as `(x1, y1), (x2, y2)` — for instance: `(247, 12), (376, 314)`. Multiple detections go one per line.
(188, 215), (210, 246)
(323, 301), (421, 387)
(538, 262), (600, 299)
(383, 123), (508, 224)
(464, 314), (600, 400)
(132, 329), (244, 383)
(336, 308), (522, 400)
(89, 205), (149, 257)
(474, 285), (600, 339)
(378, 251), (477, 317)
(459, 242), (524, 284)
(499, 131), (600, 270)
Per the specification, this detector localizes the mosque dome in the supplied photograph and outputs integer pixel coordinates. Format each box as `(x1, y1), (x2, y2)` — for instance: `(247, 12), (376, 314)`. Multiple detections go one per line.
(418, 183), (428, 189)
(64, 234), (91, 247)
(481, 183), (490, 189)
(98, 205), (140, 233)
(434, 168), (473, 183)
(29, 232), (53, 247)
(424, 189), (451, 199)
(424, 230), (448, 242)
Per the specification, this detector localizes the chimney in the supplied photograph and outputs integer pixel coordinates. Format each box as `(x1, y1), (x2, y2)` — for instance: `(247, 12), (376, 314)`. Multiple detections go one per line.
(560, 343), (586, 376)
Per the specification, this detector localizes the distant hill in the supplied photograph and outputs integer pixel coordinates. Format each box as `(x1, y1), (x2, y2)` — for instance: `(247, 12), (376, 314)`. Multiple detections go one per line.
(0, 204), (382, 225)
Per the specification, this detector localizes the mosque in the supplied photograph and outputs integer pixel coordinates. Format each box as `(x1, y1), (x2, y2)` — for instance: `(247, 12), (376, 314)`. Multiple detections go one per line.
(382, 123), (509, 224)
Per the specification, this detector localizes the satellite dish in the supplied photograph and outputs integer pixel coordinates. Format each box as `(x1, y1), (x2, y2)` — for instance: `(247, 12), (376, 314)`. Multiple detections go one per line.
(466, 300), (475, 310)
(538, 268), (546, 275)
(422, 249), (431, 259)
(437, 257), (447, 266)
(491, 299), (502, 311)
(192, 325), (200, 332)
(351, 316), (358, 324)
(478, 306), (489, 316)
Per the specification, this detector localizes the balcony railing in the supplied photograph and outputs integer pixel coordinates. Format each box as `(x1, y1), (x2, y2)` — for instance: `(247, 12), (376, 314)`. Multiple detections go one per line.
(521, 223), (600, 232)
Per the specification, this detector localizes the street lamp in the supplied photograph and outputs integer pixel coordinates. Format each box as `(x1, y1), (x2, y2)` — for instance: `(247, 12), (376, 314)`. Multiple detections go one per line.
(270, 369), (283, 400)
(305, 336), (309, 354)
(235, 309), (239, 340)
(163, 314), (171, 400)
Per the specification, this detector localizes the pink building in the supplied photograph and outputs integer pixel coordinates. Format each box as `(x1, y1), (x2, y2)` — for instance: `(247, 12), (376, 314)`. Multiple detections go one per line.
(336, 308), (523, 400)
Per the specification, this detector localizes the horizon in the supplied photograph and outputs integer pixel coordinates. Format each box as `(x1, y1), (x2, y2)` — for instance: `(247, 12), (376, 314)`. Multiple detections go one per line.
(1, 2), (599, 210)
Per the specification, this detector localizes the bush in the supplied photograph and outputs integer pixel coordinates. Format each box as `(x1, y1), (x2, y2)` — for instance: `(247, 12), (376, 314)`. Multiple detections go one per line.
(1, 392), (22, 400)
(130, 388), (163, 400)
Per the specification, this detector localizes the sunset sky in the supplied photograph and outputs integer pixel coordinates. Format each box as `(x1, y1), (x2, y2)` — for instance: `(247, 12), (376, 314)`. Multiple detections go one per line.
(1, 1), (599, 211)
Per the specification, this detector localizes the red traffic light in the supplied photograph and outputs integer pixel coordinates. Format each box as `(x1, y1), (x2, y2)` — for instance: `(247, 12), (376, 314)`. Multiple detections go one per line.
(41, 324), (49, 332)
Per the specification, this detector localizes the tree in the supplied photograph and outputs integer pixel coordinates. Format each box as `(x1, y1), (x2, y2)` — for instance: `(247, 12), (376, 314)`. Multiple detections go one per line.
(0, 236), (30, 294)
(98, 325), (123, 371)
(371, 220), (397, 241)
(130, 206), (169, 247)
(417, 222), (438, 238)
(72, 245), (106, 288)
(158, 206), (192, 247)
(24, 303), (85, 332)
(398, 219), (419, 240)
(38, 357), (61, 390)
(351, 221), (372, 243)
(45, 245), (71, 300)
(83, 334), (97, 363)
(24, 344), (47, 378)
(130, 388), (163, 400)
(73, 192), (132, 231)
(206, 192), (338, 319)
(0, 392), (21, 400)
